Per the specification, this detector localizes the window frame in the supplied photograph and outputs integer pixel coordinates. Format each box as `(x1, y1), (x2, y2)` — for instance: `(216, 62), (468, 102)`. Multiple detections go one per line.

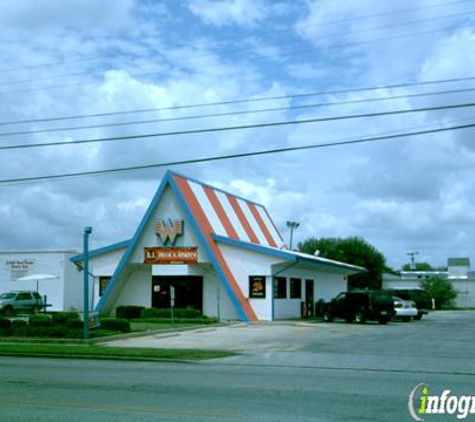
(274, 276), (287, 299)
(289, 278), (302, 299)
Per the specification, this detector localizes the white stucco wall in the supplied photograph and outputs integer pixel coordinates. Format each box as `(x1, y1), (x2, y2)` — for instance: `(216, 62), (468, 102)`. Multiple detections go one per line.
(115, 267), (152, 310)
(451, 280), (475, 308)
(218, 242), (285, 320)
(0, 251), (81, 311)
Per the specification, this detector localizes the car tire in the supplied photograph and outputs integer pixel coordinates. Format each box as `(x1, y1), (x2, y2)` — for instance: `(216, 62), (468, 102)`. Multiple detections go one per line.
(323, 311), (333, 322)
(354, 308), (367, 324)
(414, 314), (423, 321)
(4, 306), (15, 317)
(378, 317), (389, 325)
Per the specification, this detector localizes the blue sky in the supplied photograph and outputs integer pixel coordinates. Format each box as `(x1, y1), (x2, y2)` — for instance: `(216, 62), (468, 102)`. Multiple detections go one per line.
(0, 0), (475, 270)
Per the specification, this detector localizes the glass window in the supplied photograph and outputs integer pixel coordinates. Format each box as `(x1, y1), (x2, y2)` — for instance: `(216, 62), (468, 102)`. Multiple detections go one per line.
(249, 276), (266, 299)
(290, 278), (302, 299)
(275, 277), (287, 299)
(99, 276), (111, 297)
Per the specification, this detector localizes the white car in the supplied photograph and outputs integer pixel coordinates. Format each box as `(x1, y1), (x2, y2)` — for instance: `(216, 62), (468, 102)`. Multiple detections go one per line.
(393, 296), (417, 322)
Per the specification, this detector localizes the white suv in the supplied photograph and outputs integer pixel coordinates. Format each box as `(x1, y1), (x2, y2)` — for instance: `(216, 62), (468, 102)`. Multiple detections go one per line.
(0, 291), (44, 315)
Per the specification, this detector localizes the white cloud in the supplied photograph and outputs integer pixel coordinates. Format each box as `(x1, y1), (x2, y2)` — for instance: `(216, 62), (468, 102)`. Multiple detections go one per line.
(188, 0), (267, 27)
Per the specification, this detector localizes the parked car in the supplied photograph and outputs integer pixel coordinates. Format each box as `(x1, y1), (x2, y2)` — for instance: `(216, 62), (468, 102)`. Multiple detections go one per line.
(0, 291), (44, 316)
(393, 296), (417, 322)
(386, 288), (432, 320)
(322, 290), (395, 324)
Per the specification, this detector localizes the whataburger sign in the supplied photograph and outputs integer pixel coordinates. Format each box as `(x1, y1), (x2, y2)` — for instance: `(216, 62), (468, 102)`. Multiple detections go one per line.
(144, 247), (198, 264)
(145, 218), (198, 264)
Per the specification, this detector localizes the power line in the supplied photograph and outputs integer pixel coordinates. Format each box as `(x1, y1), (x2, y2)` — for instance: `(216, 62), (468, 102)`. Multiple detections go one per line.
(1, 9), (469, 89)
(0, 21), (468, 97)
(1, 100), (474, 151)
(1, 120), (474, 186)
(1, 85), (475, 138)
(0, 0), (468, 76)
(2, 74), (475, 128)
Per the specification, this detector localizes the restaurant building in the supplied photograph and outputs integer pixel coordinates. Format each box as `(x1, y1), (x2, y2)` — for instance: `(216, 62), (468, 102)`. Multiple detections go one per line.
(71, 170), (365, 321)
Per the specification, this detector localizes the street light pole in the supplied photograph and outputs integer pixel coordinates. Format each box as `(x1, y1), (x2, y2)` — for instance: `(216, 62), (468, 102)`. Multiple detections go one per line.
(286, 221), (300, 250)
(83, 226), (92, 341)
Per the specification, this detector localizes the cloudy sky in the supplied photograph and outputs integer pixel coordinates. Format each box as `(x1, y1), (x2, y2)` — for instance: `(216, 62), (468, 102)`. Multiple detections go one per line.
(0, 0), (474, 270)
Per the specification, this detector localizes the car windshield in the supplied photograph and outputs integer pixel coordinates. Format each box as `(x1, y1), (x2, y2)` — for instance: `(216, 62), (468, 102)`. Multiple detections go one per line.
(0, 293), (15, 299)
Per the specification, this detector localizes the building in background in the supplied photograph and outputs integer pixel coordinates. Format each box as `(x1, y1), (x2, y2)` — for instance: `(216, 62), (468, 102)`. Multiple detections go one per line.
(0, 251), (82, 311)
(383, 257), (475, 308)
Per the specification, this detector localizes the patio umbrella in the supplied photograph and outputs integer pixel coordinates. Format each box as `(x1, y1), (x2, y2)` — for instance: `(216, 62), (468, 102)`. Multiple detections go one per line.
(17, 273), (58, 293)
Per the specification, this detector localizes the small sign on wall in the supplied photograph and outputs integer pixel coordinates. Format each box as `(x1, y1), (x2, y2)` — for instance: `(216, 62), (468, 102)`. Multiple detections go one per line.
(5, 259), (36, 282)
(144, 247), (198, 265)
(249, 276), (266, 298)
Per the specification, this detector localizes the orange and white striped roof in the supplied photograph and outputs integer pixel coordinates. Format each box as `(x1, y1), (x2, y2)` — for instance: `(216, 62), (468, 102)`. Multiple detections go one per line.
(172, 173), (284, 249)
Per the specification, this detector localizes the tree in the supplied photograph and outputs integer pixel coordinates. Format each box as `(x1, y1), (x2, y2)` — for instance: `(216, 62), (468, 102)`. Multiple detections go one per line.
(402, 262), (433, 271)
(297, 236), (386, 290)
(420, 276), (457, 309)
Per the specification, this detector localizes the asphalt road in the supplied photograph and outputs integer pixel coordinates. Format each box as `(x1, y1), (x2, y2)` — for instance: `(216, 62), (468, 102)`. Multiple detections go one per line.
(1, 311), (474, 421)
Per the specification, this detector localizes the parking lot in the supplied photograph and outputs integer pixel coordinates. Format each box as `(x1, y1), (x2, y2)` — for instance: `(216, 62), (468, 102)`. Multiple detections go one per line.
(105, 311), (475, 375)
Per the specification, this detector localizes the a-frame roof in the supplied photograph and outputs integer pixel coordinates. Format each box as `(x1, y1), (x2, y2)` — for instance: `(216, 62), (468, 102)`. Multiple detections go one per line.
(91, 170), (285, 320)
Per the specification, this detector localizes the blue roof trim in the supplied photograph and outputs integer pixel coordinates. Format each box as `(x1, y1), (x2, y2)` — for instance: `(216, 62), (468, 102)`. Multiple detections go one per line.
(213, 235), (366, 273)
(70, 239), (131, 263)
(170, 170), (267, 209)
(168, 175), (248, 321)
(212, 235), (296, 261)
(95, 170), (174, 314)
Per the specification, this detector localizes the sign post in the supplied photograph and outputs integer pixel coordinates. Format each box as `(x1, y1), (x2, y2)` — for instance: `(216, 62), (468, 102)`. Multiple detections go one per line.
(170, 285), (175, 328)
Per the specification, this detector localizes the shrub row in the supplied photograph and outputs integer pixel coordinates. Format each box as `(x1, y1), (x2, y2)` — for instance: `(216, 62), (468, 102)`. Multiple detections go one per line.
(0, 313), (130, 338)
(116, 306), (205, 320)
(141, 307), (204, 319)
(99, 318), (130, 333)
(116, 306), (144, 319)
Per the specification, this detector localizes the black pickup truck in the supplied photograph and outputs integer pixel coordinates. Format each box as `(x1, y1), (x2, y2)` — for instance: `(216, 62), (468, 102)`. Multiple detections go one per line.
(322, 290), (395, 324)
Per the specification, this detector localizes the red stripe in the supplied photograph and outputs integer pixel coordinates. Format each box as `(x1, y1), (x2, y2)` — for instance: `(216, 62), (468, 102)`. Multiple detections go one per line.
(227, 195), (260, 244)
(174, 176), (257, 321)
(248, 203), (277, 248)
(263, 207), (284, 243)
(204, 186), (239, 239)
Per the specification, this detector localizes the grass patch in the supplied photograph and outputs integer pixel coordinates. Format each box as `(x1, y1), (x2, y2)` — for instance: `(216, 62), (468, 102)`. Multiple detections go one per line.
(0, 343), (236, 361)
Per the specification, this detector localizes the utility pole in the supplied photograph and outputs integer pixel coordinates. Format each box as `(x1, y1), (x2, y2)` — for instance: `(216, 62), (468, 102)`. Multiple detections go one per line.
(83, 226), (92, 341)
(406, 251), (419, 270)
(286, 221), (300, 250)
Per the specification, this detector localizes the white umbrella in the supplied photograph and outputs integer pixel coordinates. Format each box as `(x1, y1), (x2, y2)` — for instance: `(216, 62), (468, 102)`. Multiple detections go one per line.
(17, 273), (58, 293)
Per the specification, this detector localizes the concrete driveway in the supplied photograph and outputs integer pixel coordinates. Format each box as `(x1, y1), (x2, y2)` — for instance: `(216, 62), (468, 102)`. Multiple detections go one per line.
(103, 321), (321, 352)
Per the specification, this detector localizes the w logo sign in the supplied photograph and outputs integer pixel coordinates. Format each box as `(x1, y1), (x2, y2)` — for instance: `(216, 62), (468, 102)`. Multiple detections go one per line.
(155, 219), (183, 245)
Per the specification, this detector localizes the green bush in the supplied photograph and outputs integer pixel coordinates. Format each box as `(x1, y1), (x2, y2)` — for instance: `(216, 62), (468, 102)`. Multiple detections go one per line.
(0, 328), (13, 336)
(11, 326), (67, 338)
(141, 307), (204, 319)
(11, 319), (27, 328)
(116, 306), (145, 319)
(51, 312), (80, 324)
(28, 315), (53, 327)
(420, 277), (457, 309)
(0, 317), (12, 329)
(65, 319), (84, 329)
(99, 318), (130, 333)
